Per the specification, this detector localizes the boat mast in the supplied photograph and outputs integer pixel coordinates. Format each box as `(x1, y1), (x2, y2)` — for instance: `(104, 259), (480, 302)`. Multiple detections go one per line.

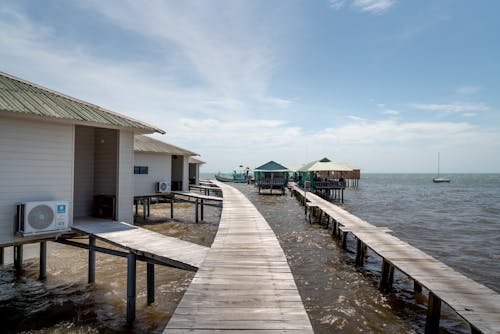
(437, 152), (440, 177)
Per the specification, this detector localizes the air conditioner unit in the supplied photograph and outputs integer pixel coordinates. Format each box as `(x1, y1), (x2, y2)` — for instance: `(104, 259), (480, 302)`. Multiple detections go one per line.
(156, 181), (171, 193)
(17, 201), (71, 236)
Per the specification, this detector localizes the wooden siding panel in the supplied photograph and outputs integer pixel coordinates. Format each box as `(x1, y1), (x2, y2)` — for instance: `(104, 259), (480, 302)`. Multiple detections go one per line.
(0, 116), (73, 245)
(116, 130), (134, 223)
(133, 152), (172, 196)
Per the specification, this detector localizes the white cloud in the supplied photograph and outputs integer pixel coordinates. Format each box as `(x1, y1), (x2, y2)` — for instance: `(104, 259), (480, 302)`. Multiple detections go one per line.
(412, 102), (489, 113)
(381, 109), (399, 115)
(329, 0), (347, 10)
(456, 85), (481, 95)
(347, 115), (366, 121)
(329, 0), (395, 14)
(353, 0), (395, 13)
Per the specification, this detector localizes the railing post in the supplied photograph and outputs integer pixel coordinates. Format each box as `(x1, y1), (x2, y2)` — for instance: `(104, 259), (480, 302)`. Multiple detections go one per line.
(195, 198), (199, 223)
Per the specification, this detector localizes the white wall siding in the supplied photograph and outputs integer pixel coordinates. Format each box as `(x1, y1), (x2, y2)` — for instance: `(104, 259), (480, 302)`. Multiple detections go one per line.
(0, 116), (74, 245)
(73, 126), (95, 217)
(134, 152), (172, 196)
(116, 130), (134, 223)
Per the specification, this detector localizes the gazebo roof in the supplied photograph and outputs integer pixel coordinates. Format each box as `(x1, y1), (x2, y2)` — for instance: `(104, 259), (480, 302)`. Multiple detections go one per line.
(254, 161), (290, 172)
(298, 158), (354, 172)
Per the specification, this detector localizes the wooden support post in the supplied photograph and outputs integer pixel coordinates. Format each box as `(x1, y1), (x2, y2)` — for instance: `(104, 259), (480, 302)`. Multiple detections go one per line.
(379, 259), (392, 291)
(195, 198), (199, 223)
(147, 198), (150, 217)
(355, 239), (364, 265)
(142, 200), (146, 220)
(88, 236), (96, 284)
(201, 199), (204, 221)
(135, 200), (138, 216)
(39, 241), (47, 280)
(425, 292), (441, 334)
(333, 219), (338, 236)
(14, 245), (23, 270)
(388, 264), (394, 287)
(341, 231), (348, 249)
(318, 211), (323, 225)
(0, 247), (4, 265)
(170, 198), (174, 219)
(414, 280), (423, 293)
(341, 189), (344, 203)
(127, 253), (137, 323)
(147, 262), (155, 305)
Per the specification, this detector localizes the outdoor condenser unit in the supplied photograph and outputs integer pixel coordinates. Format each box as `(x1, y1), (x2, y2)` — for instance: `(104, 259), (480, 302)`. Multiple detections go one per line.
(156, 181), (171, 193)
(17, 201), (71, 236)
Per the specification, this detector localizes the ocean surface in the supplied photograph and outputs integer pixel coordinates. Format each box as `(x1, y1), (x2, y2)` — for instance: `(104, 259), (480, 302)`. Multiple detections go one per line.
(1, 173), (498, 333)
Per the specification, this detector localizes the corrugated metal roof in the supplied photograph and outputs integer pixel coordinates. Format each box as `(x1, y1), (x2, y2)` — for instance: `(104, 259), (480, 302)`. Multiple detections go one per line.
(298, 158), (354, 172)
(134, 135), (198, 156)
(254, 160), (289, 172)
(0, 71), (164, 134)
(189, 157), (205, 164)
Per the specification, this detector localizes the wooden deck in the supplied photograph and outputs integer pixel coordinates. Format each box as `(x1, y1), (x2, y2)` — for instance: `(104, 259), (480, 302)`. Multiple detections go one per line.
(165, 181), (313, 333)
(290, 183), (500, 334)
(73, 217), (210, 271)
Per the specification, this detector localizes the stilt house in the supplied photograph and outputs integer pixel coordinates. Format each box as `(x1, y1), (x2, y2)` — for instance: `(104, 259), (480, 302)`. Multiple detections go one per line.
(133, 135), (198, 195)
(0, 71), (164, 247)
(254, 161), (290, 195)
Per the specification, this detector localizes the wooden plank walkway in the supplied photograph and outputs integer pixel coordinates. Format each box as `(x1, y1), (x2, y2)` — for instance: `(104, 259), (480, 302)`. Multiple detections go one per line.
(290, 183), (500, 334)
(165, 181), (314, 333)
(73, 217), (210, 271)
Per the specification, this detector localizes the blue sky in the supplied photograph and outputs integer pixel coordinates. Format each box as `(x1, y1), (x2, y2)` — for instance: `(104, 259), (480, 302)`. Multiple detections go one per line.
(1, 0), (499, 173)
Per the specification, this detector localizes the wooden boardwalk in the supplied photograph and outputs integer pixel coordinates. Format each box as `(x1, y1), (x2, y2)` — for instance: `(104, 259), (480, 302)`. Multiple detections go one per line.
(73, 218), (210, 271)
(165, 181), (314, 333)
(290, 183), (500, 334)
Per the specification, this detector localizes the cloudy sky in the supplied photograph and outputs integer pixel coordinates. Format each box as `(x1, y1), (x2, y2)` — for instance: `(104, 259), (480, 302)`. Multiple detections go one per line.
(1, 0), (499, 173)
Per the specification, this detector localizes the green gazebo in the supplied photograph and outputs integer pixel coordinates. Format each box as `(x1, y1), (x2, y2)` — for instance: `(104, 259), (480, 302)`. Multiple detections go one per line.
(253, 161), (290, 195)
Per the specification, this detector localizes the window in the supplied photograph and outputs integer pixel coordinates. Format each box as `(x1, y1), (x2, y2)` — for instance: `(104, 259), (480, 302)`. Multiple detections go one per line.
(134, 166), (148, 174)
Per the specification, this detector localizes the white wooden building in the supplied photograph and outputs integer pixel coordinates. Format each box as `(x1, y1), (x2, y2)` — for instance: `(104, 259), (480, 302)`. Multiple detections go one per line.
(0, 71), (164, 247)
(133, 135), (198, 195)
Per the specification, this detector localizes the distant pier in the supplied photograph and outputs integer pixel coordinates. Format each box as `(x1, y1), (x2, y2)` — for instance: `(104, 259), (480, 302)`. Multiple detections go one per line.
(290, 183), (500, 334)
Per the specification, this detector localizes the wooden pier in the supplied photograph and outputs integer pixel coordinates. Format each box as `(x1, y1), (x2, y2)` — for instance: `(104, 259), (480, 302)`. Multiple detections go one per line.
(67, 217), (210, 323)
(290, 183), (500, 334)
(165, 181), (313, 333)
(134, 191), (222, 223)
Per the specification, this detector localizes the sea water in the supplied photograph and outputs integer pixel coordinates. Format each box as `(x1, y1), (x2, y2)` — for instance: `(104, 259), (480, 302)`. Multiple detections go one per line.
(1, 174), (498, 333)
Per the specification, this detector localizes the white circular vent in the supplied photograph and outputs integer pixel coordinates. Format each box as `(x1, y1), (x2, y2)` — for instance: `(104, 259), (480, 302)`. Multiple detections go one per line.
(28, 205), (54, 230)
(160, 183), (167, 191)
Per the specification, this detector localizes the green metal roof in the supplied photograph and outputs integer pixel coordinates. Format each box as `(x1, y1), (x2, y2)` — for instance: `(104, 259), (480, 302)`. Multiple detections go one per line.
(254, 160), (289, 172)
(298, 158), (354, 172)
(0, 71), (164, 134)
(134, 135), (198, 156)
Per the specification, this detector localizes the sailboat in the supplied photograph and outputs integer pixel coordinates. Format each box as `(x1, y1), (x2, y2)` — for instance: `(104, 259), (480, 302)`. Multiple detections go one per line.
(432, 152), (450, 183)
